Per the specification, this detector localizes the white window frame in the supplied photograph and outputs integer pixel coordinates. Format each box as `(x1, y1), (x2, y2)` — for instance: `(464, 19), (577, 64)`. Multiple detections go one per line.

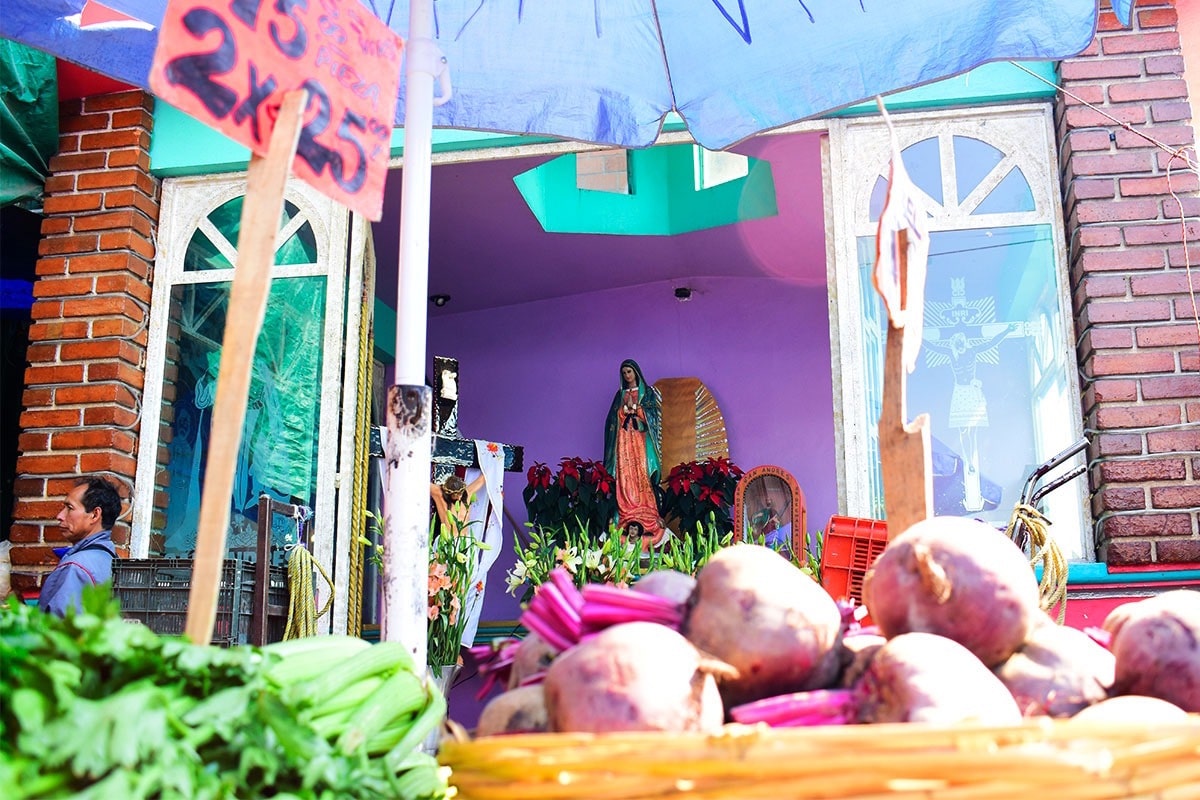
(825, 104), (1092, 559)
(131, 173), (366, 632)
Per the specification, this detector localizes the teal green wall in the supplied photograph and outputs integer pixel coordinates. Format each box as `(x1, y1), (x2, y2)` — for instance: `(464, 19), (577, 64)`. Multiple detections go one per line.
(148, 61), (1058, 175)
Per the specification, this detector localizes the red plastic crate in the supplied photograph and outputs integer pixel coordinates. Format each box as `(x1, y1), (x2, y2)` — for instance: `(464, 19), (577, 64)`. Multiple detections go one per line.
(819, 516), (889, 609)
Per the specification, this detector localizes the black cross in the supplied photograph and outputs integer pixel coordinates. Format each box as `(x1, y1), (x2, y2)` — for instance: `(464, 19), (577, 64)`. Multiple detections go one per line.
(369, 356), (523, 480)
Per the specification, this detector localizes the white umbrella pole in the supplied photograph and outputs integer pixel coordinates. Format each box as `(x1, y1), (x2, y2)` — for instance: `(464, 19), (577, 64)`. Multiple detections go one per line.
(382, 0), (436, 666)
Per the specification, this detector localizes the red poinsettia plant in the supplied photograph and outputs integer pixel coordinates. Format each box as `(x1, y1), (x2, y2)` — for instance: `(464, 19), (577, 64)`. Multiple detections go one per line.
(522, 457), (616, 542)
(657, 456), (744, 537)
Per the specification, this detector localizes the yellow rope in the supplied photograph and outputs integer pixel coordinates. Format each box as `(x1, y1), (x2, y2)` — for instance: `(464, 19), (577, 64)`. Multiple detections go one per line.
(345, 300), (373, 637)
(1005, 503), (1068, 624)
(345, 233), (378, 637)
(283, 545), (334, 639)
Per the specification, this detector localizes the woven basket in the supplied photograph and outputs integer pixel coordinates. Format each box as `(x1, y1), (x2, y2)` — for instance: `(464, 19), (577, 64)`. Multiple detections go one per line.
(439, 718), (1200, 799)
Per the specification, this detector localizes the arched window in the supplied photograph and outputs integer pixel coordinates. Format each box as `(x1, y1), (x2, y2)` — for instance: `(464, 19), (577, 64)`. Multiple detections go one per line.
(828, 106), (1090, 559)
(132, 175), (370, 632)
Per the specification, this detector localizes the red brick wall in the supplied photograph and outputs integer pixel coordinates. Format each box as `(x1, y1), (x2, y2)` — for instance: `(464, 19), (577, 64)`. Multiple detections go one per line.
(1057, 0), (1200, 568)
(8, 90), (159, 596)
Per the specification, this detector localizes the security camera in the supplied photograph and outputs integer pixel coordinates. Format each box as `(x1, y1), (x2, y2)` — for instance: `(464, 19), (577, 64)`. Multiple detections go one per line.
(674, 287), (692, 301)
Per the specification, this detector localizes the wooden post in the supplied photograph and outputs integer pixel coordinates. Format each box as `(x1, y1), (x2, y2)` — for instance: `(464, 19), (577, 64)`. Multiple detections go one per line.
(878, 229), (933, 539)
(184, 89), (307, 645)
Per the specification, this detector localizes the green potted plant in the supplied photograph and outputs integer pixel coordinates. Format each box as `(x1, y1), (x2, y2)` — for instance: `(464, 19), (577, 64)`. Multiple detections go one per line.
(522, 458), (616, 543)
(657, 457), (744, 538)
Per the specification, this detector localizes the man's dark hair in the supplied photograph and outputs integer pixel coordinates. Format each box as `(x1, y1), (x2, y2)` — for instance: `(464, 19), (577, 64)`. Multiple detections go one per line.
(75, 476), (122, 529)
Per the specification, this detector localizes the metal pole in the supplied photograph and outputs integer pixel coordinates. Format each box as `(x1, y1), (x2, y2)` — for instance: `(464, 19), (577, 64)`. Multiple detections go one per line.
(382, 0), (436, 668)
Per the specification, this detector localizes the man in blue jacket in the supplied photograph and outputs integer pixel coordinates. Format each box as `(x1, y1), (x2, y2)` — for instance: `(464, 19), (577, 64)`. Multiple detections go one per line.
(38, 476), (121, 617)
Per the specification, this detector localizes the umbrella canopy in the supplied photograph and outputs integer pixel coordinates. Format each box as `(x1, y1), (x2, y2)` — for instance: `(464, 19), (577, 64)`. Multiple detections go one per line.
(3, 0), (1114, 150)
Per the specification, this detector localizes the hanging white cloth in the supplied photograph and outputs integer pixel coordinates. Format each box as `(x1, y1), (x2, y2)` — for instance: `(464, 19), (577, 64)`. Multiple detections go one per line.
(460, 440), (505, 647)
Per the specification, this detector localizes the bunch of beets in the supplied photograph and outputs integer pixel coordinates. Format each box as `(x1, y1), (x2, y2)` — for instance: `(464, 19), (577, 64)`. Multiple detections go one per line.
(470, 516), (1199, 735)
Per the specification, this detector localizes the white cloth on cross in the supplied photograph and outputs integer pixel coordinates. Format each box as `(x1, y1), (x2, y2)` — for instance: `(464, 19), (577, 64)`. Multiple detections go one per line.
(460, 440), (505, 648)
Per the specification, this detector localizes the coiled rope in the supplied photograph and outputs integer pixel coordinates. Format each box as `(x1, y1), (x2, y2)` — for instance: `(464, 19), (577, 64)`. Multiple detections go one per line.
(1005, 503), (1068, 624)
(283, 544), (335, 639)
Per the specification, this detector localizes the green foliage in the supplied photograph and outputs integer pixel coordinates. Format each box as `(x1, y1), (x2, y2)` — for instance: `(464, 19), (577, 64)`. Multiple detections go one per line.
(363, 509), (487, 671)
(505, 515), (735, 604)
(657, 457), (744, 538)
(522, 458), (616, 541)
(0, 589), (450, 800)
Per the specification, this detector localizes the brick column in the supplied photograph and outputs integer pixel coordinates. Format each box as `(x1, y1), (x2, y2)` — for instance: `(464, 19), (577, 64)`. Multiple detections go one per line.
(8, 90), (159, 597)
(1057, 0), (1200, 568)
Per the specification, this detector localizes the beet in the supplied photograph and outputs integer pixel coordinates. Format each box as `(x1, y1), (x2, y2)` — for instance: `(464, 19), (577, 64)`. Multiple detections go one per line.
(506, 630), (558, 690)
(682, 544), (843, 707)
(633, 569), (696, 606)
(861, 516), (1041, 667)
(854, 632), (1022, 725)
(1103, 589), (1200, 712)
(1068, 694), (1189, 724)
(993, 617), (1114, 717)
(837, 632), (887, 689)
(475, 684), (550, 736)
(541, 621), (730, 733)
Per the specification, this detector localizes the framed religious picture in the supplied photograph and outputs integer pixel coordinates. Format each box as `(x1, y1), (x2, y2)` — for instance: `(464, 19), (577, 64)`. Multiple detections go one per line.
(732, 465), (807, 562)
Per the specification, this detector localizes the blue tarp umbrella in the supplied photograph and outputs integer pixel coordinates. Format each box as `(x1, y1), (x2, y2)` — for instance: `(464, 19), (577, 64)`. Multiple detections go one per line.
(1, 0), (1127, 659)
(3, 1), (1129, 150)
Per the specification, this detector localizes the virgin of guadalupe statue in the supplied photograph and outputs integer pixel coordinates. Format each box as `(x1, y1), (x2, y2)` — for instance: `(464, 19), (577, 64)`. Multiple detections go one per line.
(604, 359), (665, 545)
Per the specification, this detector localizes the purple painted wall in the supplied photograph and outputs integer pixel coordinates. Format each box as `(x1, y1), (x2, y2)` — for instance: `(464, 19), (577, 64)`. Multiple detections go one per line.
(425, 274), (837, 724)
(371, 130), (838, 725)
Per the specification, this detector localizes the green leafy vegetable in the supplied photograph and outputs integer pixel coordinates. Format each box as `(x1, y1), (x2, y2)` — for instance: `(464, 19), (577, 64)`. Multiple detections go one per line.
(1, 587), (450, 799)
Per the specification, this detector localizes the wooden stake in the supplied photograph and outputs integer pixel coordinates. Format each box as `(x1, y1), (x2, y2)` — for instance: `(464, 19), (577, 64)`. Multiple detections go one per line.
(184, 89), (308, 645)
(878, 229), (933, 539)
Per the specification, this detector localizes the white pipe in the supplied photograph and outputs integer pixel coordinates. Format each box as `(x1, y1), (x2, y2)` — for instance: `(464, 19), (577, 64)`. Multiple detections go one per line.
(382, 0), (436, 667)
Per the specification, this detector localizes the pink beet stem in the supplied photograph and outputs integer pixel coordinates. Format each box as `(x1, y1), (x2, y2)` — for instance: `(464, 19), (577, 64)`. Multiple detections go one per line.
(580, 609), (681, 633)
(548, 568), (585, 611)
(531, 581), (582, 637)
(583, 584), (682, 612)
(730, 689), (856, 727)
(1083, 626), (1112, 649)
(520, 612), (575, 653)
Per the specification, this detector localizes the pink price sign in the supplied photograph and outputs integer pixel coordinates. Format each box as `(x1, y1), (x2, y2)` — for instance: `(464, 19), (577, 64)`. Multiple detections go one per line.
(150, 0), (402, 220)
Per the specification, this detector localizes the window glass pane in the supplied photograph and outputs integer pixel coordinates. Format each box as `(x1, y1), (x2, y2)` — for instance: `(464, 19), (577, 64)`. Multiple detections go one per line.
(953, 136), (1004, 204)
(855, 236), (887, 518)
(973, 166), (1036, 215)
(870, 139), (943, 222)
(868, 176), (889, 222)
(183, 198), (318, 271)
(858, 224), (1083, 557)
(901, 138), (942, 207)
(183, 228), (232, 272)
(155, 276), (328, 561)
